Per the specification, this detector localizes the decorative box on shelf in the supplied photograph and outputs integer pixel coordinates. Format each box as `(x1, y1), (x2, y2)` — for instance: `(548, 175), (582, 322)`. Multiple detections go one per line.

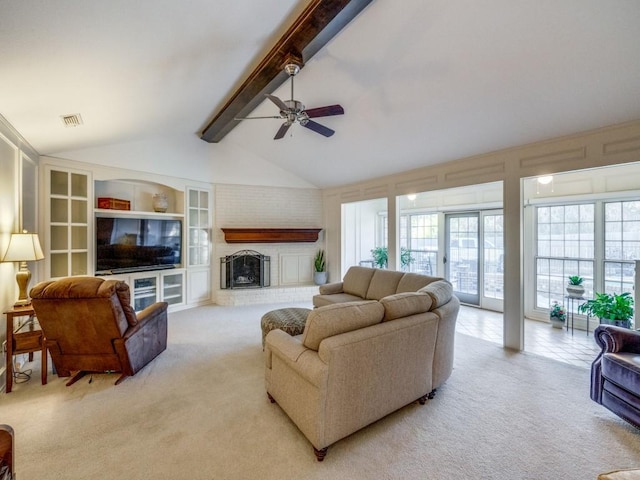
(97, 197), (131, 210)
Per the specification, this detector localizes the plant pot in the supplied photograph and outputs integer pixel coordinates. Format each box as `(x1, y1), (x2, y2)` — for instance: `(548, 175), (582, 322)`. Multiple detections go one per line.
(314, 272), (328, 285)
(550, 316), (565, 329)
(600, 318), (632, 329)
(566, 285), (585, 299)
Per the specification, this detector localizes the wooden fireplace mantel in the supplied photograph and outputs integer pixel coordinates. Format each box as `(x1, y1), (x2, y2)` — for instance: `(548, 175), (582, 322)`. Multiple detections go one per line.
(221, 228), (322, 243)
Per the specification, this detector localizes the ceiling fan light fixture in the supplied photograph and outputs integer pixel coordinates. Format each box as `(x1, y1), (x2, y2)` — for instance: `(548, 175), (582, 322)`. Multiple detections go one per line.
(284, 63), (301, 77)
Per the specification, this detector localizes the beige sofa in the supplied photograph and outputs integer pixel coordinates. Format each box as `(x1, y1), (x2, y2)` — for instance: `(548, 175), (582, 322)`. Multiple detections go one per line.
(313, 265), (449, 308)
(264, 268), (459, 461)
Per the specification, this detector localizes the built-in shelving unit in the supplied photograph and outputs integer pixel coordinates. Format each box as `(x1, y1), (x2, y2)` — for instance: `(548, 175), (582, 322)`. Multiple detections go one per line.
(46, 166), (91, 278)
(42, 157), (213, 312)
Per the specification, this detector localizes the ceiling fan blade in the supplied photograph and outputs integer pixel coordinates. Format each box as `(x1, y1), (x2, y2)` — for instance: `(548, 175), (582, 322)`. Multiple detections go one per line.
(302, 120), (335, 137)
(305, 104), (344, 118)
(266, 94), (289, 112)
(274, 123), (292, 140)
(234, 115), (283, 120)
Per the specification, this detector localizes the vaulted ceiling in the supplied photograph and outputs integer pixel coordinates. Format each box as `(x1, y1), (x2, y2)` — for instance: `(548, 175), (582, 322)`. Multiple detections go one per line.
(1, 1), (639, 188)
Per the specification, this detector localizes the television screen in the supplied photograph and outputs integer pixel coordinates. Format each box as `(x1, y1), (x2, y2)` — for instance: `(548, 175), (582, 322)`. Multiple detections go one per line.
(96, 217), (182, 274)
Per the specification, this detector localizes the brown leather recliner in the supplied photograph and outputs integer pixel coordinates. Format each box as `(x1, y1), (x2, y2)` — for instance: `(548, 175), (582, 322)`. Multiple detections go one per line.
(0, 424), (14, 479)
(30, 276), (168, 386)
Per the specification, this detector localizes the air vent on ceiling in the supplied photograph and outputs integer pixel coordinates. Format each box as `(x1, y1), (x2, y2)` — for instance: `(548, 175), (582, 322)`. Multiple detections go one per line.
(60, 113), (83, 127)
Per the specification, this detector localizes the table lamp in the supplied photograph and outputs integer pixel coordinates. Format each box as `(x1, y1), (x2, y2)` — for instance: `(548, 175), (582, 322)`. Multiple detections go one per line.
(1, 230), (45, 306)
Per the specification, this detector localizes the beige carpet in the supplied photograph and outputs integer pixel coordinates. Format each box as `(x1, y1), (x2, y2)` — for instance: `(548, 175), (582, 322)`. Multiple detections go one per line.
(2, 302), (640, 479)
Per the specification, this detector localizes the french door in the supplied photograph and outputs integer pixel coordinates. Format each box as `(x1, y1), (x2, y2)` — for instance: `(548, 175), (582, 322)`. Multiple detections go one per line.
(445, 211), (504, 310)
(445, 213), (480, 305)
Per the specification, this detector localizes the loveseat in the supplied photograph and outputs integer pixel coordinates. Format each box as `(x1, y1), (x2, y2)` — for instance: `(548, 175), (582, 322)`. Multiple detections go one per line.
(591, 325), (640, 428)
(313, 265), (450, 308)
(265, 268), (459, 460)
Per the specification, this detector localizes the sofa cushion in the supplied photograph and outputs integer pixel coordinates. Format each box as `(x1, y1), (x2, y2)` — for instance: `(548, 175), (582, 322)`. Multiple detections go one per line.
(419, 279), (453, 308)
(342, 266), (376, 298)
(380, 292), (433, 321)
(396, 272), (439, 293)
(313, 293), (364, 308)
(365, 269), (404, 300)
(602, 352), (640, 397)
(302, 301), (384, 351)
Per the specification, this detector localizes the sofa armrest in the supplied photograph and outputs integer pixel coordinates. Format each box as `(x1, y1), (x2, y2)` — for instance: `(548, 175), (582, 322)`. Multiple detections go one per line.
(318, 282), (344, 295)
(266, 329), (308, 364)
(265, 330), (327, 387)
(594, 325), (640, 354)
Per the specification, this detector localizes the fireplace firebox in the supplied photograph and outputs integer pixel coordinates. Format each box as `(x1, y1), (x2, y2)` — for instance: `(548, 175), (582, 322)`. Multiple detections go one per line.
(220, 250), (271, 289)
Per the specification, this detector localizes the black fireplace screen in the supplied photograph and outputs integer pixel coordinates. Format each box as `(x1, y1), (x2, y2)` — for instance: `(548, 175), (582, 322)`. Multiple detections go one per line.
(220, 250), (271, 289)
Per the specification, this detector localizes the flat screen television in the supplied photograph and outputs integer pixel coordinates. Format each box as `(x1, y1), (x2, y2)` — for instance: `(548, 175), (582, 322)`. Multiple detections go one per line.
(96, 216), (182, 274)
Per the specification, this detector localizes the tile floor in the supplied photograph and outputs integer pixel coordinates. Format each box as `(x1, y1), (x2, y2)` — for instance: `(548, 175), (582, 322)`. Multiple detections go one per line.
(456, 305), (601, 369)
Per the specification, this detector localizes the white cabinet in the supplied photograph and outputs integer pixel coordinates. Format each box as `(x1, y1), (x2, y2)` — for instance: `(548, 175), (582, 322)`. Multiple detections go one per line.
(161, 270), (185, 307)
(280, 254), (313, 285)
(186, 187), (212, 305)
(131, 274), (158, 312)
(187, 187), (210, 267)
(128, 269), (185, 312)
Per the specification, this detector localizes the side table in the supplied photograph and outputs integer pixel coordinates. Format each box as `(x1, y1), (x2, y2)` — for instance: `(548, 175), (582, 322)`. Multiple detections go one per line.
(4, 305), (47, 393)
(564, 296), (589, 336)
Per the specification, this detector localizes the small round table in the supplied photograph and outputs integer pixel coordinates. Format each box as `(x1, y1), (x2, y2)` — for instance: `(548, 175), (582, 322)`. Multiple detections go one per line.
(260, 307), (311, 348)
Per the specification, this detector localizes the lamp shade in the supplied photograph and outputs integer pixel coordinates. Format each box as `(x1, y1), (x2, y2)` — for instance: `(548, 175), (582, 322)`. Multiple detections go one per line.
(1, 231), (45, 262)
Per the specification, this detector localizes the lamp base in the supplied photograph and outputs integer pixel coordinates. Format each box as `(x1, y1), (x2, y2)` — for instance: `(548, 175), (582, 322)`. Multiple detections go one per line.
(15, 263), (32, 307)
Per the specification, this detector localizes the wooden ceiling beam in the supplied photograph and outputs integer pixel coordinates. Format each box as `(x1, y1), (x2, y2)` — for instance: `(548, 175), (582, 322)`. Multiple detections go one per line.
(200, 0), (373, 143)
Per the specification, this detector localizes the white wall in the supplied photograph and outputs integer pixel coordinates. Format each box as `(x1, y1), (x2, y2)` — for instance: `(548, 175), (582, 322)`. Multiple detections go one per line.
(0, 115), (40, 391)
(54, 133), (317, 188)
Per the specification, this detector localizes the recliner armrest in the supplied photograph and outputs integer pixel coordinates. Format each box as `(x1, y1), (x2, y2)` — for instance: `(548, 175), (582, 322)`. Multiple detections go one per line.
(123, 301), (168, 339)
(594, 325), (640, 354)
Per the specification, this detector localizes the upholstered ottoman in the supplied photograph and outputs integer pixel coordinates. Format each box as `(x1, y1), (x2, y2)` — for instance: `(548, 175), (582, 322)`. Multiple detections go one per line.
(261, 307), (311, 348)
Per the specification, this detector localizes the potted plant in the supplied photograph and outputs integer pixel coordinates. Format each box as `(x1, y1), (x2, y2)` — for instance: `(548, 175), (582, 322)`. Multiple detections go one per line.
(566, 275), (585, 299)
(578, 292), (634, 328)
(370, 246), (414, 270)
(313, 249), (328, 285)
(370, 246), (388, 269)
(549, 301), (566, 329)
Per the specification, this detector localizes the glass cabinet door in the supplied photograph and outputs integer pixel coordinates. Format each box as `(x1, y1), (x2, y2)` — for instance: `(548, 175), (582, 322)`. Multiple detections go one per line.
(187, 188), (211, 267)
(48, 168), (90, 278)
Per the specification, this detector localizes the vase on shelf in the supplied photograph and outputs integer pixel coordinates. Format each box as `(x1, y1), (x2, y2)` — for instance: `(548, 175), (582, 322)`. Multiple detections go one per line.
(153, 193), (168, 213)
(566, 284), (585, 299)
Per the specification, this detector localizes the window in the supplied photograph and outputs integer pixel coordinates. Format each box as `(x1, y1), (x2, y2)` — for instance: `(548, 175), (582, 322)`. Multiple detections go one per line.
(535, 204), (594, 309)
(604, 200), (640, 294)
(404, 213), (438, 274)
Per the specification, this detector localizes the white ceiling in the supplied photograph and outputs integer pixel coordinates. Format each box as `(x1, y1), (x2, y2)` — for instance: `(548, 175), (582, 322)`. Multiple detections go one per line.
(1, 0), (640, 188)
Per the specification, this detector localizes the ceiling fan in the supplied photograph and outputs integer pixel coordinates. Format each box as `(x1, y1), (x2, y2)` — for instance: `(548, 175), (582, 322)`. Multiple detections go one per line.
(235, 63), (344, 140)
